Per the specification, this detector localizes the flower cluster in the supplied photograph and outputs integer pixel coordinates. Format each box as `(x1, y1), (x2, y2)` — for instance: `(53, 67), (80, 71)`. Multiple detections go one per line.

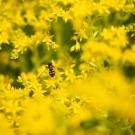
(0, 0), (135, 135)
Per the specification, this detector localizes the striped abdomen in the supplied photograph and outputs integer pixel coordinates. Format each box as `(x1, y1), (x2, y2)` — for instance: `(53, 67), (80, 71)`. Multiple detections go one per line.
(48, 62), (55, 77)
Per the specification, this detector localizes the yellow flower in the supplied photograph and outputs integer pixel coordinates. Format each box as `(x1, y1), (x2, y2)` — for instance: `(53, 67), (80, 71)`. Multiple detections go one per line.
(82, 40), (122, 62)
(0, 113), (15, 135)
(71, 0), (94, 18)
(123, 50), (135, 64)
(69, 107), (92, 127)
(19, 73), (43, 97)
(100, 0), (126, 11)
(101, 26), (128, 48)
(19, 97), (55, 135)
(0, 31), (9, 44)
(0, 19), (11, 44)
(71, 70), (135, 120)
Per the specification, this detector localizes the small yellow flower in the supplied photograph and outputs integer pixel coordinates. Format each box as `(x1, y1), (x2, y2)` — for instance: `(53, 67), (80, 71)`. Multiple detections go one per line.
(101, 26), (128, 48)
(0, 113), (15, 135)
(19, 97), (55, 135)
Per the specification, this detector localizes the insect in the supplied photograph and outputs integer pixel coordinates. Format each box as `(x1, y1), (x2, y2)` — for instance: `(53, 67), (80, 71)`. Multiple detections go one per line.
(47, 62), (55, 77)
